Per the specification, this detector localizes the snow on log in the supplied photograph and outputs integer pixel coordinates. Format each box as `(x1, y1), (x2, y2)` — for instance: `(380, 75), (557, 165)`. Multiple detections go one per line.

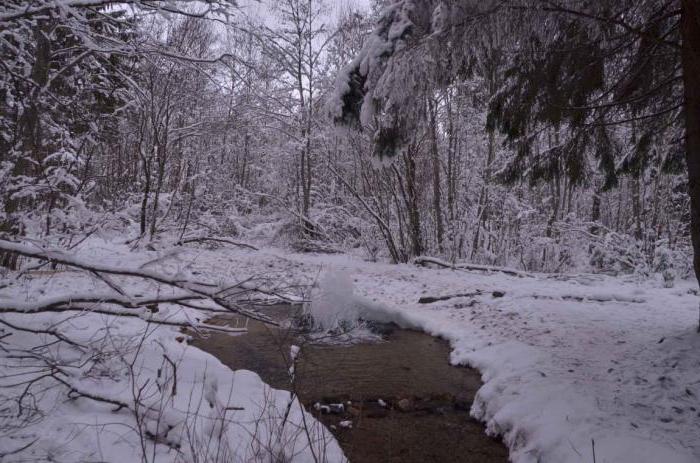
(413, 256), (532, 278)
(418, 291), (482, 304)
(175, 236), (259, 251)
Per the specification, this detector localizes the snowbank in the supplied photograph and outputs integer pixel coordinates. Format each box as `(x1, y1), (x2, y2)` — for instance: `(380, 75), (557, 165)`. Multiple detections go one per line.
(5, 237), (699, 463)
(203, 246), (700, 463)
(0, 240), (345, 462)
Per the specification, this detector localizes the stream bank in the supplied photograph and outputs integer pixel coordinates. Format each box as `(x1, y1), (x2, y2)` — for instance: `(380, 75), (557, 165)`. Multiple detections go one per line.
(192, 305), (508, 462)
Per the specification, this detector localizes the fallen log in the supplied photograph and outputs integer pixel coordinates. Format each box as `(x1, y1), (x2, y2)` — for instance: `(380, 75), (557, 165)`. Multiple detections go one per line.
(414, 256), (531, 278)
(418, 291), (482, 304)
(418, 289), (506, 304)
(0, 239), (276, 325)
(531, 293), (645, 304)
(176, 236), (258, 251)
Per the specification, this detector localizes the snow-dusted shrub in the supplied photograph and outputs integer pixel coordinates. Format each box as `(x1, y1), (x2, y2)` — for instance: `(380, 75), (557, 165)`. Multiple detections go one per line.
(653, 240), (693, 283)
(654, 240), (676, 287)
(267, 203), (366, 253)
(219, 215), (242, 237)
(272, 218), (306, 246)
(311, 202), (363, 246)
(589, 231), (649, 276)
(518, 236), (556, 272)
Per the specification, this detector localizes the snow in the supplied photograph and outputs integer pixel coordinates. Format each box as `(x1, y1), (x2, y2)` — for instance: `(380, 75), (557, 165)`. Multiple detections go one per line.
(3, 237), (700, 462)
(190, 244), (700, 463)
(329, 0), (418, 136)
(1, 311), (342, 462)
(338, 420), (352, 429)
(0, 239), (345, 463)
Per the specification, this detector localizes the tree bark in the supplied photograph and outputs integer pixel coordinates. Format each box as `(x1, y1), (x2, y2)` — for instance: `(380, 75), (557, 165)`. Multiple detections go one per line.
(400, 148), (423, 257)
(0, 23), (51, 268)
(428, 97), (444, 254)
(138, 141), (152, 237)
(681, 0), (700, 330)
(590, 188), (601, 235)
(471, 129), (495, 259)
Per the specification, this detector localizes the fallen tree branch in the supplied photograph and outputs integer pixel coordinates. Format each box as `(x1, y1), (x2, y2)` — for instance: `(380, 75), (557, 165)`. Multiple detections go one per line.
(0, 305), (247, 334)
(0, 439), (39, 459)
(417, 290), (506, 304)
(175, 236), (259, 251)
(0, 292), (204, 313)
(530, 293), (645, 304)
(56, 375), (132, 412)
(0, 239), (278, 325)
(418, 291), (483, 304)
(414, 256), (532, 278)
(0, 318), (87, 348)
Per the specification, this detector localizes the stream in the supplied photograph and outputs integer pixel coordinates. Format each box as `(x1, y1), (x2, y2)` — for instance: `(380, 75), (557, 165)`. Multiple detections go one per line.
(192, 305), (508, 462)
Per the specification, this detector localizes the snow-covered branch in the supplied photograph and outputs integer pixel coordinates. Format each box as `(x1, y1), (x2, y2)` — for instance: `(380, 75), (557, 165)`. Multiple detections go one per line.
(0, 239), (278, 324)
(414, 256), (533, 278)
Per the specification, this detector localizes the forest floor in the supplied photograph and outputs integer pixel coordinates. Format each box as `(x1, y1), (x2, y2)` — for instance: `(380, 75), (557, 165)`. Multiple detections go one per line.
(2, 238), (699, 462)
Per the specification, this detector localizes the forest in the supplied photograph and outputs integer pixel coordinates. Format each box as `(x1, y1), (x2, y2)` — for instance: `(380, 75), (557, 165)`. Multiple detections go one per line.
(1, 1), (699, 462)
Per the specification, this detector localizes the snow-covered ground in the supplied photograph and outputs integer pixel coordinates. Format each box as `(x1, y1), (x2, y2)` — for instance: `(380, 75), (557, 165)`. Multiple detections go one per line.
(0, 241), (343, 463)
(195, 244), (700, 463)
(2, 238), (699, 462)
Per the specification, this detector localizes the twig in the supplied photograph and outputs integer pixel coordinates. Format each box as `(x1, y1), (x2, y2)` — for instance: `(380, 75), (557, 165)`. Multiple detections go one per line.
(0, 438), (39, 458)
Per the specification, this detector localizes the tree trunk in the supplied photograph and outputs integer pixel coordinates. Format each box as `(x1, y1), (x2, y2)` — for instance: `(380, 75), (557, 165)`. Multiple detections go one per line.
(1, 23), (51, 268)
(139, 149), (152, 237)
(681, 0), (700, 330)
(428, 97), (444, 254)
(471, 129), (495, 259)
(590, 188), (601, 235)
(400, 149), (423, 257)
(149, 151), (166, 240)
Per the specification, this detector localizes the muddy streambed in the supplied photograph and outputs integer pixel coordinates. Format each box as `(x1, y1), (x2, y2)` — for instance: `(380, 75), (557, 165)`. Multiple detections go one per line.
(192, 305), (508, 462)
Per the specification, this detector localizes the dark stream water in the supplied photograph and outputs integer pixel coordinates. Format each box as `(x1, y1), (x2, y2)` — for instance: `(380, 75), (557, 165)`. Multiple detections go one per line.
(192, 305), (508, 462)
